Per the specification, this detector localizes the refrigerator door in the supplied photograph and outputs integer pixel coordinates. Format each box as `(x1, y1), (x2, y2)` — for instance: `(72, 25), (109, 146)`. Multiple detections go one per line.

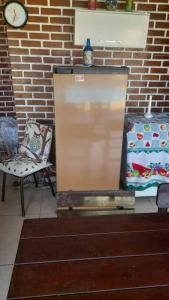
(54, 72), (128, 191)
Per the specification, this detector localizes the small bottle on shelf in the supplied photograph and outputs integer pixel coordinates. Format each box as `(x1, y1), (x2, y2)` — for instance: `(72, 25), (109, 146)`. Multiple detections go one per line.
(125, 0), (134, 12)
(83, 38), (93, 67)
(88, 0), (96, 10)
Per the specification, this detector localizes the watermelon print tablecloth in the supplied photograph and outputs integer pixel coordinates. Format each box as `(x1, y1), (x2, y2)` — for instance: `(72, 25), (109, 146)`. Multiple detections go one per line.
(125, 114), (169, 191)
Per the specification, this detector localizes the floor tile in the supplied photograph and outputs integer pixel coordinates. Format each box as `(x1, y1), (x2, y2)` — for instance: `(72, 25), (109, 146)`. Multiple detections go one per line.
(135, 197), (157, 213)
(40, 187), (57, 218)
(0, 216), (23, 265)
(0, 265), (13, 300)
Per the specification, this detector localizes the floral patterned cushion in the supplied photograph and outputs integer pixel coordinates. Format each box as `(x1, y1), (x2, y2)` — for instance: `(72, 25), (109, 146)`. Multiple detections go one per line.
(0, 154), (52, 177)
(19, 120), (53, 162)
(0, 120), (53, 177)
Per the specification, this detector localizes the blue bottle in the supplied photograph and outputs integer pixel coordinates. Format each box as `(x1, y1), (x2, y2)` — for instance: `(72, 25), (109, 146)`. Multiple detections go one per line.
(83, 38), (93, 66)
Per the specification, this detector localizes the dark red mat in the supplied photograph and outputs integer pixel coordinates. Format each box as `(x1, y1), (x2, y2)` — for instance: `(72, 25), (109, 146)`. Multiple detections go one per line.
(7, 213), (169, 299)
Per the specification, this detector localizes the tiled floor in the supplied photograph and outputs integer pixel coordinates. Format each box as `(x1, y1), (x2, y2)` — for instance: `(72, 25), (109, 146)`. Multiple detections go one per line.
(0, 175), (157, 300)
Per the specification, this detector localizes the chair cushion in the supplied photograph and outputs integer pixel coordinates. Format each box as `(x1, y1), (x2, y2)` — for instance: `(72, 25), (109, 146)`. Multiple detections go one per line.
(20, 120), (52, 162)
(0, 154), (52, 177)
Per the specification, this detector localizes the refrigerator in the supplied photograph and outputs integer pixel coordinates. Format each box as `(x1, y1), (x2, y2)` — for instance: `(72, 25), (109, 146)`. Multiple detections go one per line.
(53, 66), (128, 192)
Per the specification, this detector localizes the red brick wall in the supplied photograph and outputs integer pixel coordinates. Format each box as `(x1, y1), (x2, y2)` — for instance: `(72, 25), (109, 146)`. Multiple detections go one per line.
(0, 1), (16, 117)
(3, 0), (169, 136)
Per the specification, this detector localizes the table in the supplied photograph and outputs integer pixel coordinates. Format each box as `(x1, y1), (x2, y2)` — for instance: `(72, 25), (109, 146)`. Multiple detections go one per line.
(125, 113), (169, 191)
(7, 213), (169, 299)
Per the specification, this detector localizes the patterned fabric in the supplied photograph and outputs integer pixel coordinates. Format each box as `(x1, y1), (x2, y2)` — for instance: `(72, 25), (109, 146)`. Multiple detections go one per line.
(125, 113), (169, 191)
(0, 117), (18, 156)
(127, 113), (169, 152)
(20, 120), (52, 161)
(0, 120), (52, 177)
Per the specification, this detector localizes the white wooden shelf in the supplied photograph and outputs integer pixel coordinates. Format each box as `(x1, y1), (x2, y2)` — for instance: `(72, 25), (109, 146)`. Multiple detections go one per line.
(74, 9), (150, 49)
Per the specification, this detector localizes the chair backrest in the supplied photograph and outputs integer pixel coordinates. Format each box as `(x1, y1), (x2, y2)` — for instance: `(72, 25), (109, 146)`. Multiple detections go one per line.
(156, 183), (169, 214)
(20, 119), (53, 162)
(0, 117), (18, 157)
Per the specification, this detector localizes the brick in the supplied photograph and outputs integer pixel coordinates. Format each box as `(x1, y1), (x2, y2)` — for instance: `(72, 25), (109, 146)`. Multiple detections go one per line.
(95, 51), (112, 58)
(51, 50), (70, 56)
(33, 79), (52, 85)
(129, 95), (146, 101)
(142, 75), (160, 81)
(155, 38), (169, 45)
(15, 93), (32, 98)
(125, 60), (143, 66)
(21, 40), (41, 47)
(43, 41), (62, 48)
(128, 75), (141, 80)
(72, 0), (87, 8)
(25, 86), (44, 92)
(22, 57), (42, 63)
(32, 64), (51, 71)
(34, 93), (52, 99)
(63, 26), (73, 33)
(131, 67), (149, 74)
(161, 75), (169, 80)
(41, 8), (61, 15)
(29, 33), (50, 40)
(150, 13), (167, 21)
(24, 71), (43, 78)
(163, 61), (169, 67)
(105, 59), (123, 66)
(137, 4), (157, 11)
(158, 5), (169, 12)
(63, 9), (75, 16)
(28, 7), (40, 14)
(28, 113), (45, 118)
(10, 48), (29, 55)
(27, 100), (45, 105)
(146, 45), (163, 52)
(148, 30), (165, 37)
(127, 88), (139, 94)
(156, 22), (169, 29)
(51, 33), (70, 41)
(144, 60), (161, 66)
(50, 17), (70, 24)
(17, 106), (33, 112)
(30, 49), (50, 55)
(158, 88), (169, 94)
(114, 52), (132, 59)
(151, 68), (168, 74)
(42, 25), (62, 32)
(50, 0), (70, 6)
(28, 16), (48, 23)
(130, 81), (147, 87)
(13, 78), (31, 85)
(11, 64), (30, 70)
(24, 24), (41, 31)
(43, 57), (62, 64)
(7, 32), (28, 39)
(35, 107), (53, 112)
(153, 54), (169, 60)
(27, 0), (48, 5)
(128, 108), (144, 113)
(149, 82), (166, 87)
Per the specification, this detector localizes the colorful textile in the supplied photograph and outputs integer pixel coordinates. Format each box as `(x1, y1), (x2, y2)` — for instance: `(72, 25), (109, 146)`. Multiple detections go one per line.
(0, 120), (52, 177)
(125, 114), (169, 190)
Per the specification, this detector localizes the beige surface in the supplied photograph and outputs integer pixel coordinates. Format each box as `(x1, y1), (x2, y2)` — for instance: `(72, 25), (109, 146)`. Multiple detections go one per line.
(74, 9), (149, 48)
(54, 73), (128, 192)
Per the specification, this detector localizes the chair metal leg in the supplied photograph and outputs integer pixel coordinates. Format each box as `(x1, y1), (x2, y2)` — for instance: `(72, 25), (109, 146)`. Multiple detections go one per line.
(33, 173), (38, 188)
(45, 169), (55, 196)
(1, 173), (6, 202)
(158, 207), (168, 214)
(20, 178), (25, 217)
